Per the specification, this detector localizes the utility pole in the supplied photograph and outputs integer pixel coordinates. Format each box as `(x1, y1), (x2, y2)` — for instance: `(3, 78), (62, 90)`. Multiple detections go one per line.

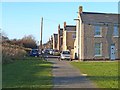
(40, 17), (43, 56)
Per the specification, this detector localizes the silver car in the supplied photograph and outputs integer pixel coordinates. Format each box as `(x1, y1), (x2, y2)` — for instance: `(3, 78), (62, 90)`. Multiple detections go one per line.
(60, 50), (71, 60)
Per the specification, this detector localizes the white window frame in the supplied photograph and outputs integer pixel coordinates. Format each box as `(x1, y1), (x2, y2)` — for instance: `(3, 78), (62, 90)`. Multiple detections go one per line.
(94, 43), (102, 56)
(113, 25), (119, 37)
(94, 26), (102, 37)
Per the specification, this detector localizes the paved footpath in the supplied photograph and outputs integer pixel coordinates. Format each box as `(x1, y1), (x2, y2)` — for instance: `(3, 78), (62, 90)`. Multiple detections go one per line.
(49, 58), (96, 88)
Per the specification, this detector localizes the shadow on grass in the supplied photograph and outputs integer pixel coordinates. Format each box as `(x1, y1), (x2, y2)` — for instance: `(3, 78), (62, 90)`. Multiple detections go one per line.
(2, 88), (52, 90)
(2, 58), (53, 89)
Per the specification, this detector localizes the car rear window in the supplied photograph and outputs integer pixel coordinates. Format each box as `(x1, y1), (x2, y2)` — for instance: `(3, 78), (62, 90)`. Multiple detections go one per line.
(32, 49), (38, 53)
(63, 51), (70, 54)
(54, 50), (59, 52)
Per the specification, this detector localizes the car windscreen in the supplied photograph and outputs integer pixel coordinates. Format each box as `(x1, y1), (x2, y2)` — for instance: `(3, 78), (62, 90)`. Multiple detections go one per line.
(62, 51), (70, 54)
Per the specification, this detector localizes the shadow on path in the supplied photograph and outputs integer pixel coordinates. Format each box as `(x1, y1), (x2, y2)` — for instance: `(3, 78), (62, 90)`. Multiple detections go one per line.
(48, 59), (97, 88)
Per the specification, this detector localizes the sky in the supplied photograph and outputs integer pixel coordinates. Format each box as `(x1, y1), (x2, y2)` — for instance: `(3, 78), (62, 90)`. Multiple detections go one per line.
(1, 2), (119, 44)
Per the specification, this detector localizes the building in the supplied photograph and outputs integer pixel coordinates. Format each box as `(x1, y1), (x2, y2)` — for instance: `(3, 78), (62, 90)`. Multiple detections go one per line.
(43, 36), (53, 49)
(52, 34), (58, 50)
(57, 24), (63, 51)
(74, 6), (120, 60)
(62, 22), (76, 52)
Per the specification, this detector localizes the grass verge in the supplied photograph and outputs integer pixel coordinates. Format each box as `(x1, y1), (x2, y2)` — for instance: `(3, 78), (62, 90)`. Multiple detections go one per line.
(2, 57), (53, 89)
(71, 61), (118, 88)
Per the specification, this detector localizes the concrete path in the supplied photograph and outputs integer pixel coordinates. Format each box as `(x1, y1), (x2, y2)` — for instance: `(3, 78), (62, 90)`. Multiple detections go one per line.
(49, 58), (96, 88)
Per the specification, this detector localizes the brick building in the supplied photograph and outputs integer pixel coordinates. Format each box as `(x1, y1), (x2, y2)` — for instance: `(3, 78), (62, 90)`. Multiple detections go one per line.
(62, 22), (76, 52)
(57, 24), (63, 51)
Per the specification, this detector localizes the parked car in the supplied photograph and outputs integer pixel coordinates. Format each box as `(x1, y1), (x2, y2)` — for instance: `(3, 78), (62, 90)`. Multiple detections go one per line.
(49, 49), (54, 55)
(29, 49), (39, 57)
(60, 50), (71, 60)
(42, 49), (49, 54)
(53, 50), (60, 56)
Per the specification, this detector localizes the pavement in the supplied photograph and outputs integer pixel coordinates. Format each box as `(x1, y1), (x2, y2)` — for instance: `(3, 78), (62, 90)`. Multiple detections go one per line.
(48, 58), (97, 89)
(40, 54), (60, 58)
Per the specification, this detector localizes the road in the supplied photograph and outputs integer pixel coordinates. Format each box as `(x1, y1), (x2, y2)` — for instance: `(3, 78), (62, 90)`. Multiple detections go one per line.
(48, 57), (96, 89)
(40, 54), (60, 58)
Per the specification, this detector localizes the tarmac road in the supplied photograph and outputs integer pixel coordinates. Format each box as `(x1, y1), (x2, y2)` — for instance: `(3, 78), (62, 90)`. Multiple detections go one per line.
(48, 58), (97, 89)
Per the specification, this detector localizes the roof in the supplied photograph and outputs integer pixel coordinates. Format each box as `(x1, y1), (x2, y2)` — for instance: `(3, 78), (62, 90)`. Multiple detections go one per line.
(53, 33), (58, 36)
(60, 29), (63, 36)
(80, 12), (119, 24)
(66, 25), (76, 27)
(53, 34), (58, 39)
(65, 25), (76, 31)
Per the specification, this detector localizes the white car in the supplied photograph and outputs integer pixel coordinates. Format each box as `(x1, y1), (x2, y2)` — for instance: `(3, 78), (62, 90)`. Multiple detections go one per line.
(60, 50), (71, 60)
(49, 49), (53, 55)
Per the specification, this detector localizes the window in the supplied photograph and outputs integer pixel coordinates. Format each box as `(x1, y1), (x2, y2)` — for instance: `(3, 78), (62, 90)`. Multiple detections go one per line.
(113, 26), (119, 37)
(72, 34), (76, 39)
(95, 43), (102, 56)
(94, 26), (102, 37)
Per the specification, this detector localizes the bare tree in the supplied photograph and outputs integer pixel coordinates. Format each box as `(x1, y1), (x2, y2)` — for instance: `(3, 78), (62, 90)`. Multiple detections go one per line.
(21, 35), (37, 49)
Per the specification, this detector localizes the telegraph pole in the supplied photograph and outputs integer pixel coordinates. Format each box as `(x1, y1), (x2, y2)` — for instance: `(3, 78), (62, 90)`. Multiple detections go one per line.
(40, 17), (43, 57)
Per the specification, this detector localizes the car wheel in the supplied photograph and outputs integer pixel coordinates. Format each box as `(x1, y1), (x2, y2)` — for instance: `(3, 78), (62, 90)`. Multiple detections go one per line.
(60, 58), (63, 60)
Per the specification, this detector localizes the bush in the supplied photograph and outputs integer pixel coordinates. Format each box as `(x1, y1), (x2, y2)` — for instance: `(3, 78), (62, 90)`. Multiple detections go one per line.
(2, 43), (27, 64)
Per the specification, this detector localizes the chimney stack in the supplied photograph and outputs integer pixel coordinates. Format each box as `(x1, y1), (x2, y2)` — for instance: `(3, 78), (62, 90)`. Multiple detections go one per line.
(79, 6), (83, 13)
(64, 22), (66, 28)
(58, 24), (60, 30)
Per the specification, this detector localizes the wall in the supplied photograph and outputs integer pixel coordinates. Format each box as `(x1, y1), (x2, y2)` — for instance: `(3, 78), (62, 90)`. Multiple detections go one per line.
(83, 23), (119, 60)
(66, 31), (76, 50)
(62, 30), (67, 51)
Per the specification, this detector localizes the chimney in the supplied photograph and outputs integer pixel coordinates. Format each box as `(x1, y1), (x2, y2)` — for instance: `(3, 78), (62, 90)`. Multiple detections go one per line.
(79, 6), (83, 13)
(64, 22), (66, 28)
(58, 24), (60, 30)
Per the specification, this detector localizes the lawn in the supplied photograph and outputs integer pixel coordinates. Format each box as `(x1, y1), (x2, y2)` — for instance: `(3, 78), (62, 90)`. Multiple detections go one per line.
(71, 61), (119, 88)
(2, 57), (53, 89)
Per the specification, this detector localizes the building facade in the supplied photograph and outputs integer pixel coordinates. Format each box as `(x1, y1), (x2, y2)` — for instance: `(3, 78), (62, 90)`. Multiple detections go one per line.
(53, 34), (58, 50)
(57, 24), (63, 51)
(74, 6), (120, 60)
(62, 22), (76, 52)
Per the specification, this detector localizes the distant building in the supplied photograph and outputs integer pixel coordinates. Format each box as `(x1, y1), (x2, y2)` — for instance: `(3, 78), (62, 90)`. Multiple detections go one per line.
(57, 24), (63, 51)
(43, 37), (53, 49)
(62, 22), (76, 52)
(53, 34), (58, 50)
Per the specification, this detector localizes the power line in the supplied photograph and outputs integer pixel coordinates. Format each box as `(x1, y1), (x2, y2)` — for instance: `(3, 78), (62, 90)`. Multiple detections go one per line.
(44, 18), (61, 24)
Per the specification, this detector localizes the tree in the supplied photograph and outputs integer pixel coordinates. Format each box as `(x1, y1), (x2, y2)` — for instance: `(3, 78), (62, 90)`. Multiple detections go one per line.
(1, 31), (9, 43)
(21, 35), (37, 49)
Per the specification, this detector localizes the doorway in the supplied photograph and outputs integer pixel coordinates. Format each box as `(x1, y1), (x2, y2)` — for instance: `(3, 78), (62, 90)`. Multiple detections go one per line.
(110, 44), (116, 60)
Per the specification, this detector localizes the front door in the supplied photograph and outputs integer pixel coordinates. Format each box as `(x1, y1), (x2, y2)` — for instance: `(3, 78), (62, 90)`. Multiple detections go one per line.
(110, 44), (116, 60)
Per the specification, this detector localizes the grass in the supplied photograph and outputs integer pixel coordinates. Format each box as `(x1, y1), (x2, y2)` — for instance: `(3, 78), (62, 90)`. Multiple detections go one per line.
(71, 61), (119, 88)
(2, 57), (53, 89)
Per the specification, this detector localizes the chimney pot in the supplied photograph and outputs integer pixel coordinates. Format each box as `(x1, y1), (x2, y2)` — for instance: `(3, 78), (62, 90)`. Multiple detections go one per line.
(58, 24), (60, 29)
(79, 6), (83, 13)
(64, 22), (66, 28)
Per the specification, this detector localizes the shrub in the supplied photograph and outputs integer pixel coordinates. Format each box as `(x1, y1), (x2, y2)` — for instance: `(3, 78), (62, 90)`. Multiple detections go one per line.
(2, 43), (27, 64)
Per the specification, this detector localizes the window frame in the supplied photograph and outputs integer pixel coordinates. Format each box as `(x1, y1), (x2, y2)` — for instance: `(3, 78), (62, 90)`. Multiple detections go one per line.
(94, 25), (102, 37)
(94, 43), (102, 56)
(113, 25), (119, 37)
(72, 33), (76, 39)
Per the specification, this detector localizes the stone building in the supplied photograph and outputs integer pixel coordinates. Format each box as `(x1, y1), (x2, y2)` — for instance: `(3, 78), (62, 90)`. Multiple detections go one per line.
(74, 6), (120, 60)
